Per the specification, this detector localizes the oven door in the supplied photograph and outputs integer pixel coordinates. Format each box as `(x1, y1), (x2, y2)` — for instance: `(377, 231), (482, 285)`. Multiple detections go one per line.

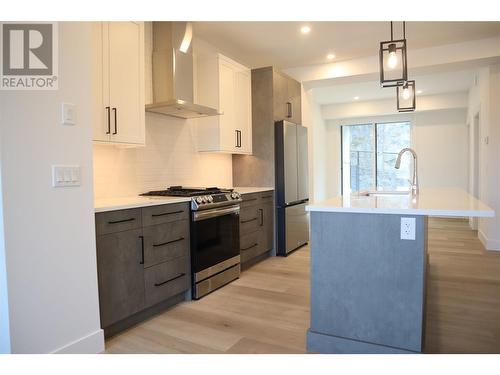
(191, 205), (240, 279)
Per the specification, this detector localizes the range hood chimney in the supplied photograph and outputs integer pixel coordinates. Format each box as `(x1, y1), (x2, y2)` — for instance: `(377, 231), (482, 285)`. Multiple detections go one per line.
(145, 22), (220, 119)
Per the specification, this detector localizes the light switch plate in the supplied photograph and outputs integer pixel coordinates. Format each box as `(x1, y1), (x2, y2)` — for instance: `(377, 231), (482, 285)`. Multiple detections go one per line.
(52, 165), (81, 187)
(401, 217), (416, 240)
(61, 103), (76, 126)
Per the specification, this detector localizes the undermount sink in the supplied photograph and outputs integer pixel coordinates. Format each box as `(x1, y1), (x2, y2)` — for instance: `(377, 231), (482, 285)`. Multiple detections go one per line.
(358, 190), (411, 197)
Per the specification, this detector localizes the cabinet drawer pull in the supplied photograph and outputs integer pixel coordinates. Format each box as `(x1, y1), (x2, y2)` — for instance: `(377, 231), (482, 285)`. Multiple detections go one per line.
(108, 217), (135, 224)
(243, 198), (258, 202)
(259, 208), (264, 226)
(241, 243), (258, 251)
(286, 102), (292, 118)
(261, 195), (273, 199)
(139, 236), (145, 265)
(112, 107), (117, 135)
(153, 237), (185, 248)
(151, 210), (184, 217)
(105, 106), (111, 134)
(154, 273), (186, 287)
(241, 217), (257, 224)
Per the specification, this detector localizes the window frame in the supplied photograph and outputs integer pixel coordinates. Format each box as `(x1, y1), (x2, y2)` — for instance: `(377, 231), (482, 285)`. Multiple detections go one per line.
(340, 120), (412, 194)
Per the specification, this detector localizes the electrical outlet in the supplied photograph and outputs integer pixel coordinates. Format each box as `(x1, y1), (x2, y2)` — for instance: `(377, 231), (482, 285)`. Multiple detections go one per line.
(400, 217), (416, 240)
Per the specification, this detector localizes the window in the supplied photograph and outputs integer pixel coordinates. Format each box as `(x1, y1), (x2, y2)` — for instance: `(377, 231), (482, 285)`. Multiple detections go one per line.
(341, 121), (411, 193)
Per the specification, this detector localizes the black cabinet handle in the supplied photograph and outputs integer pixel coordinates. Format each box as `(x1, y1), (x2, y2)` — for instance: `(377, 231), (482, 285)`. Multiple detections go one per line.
(241, 217), (257, 224)
(105, 106), (111, 134)
(154, 273), (186, 287)
(107, 217), (135, 224)
(139, 235), (144, 265)
(153, 237), (185, 248)
(238, 130), (242, 147)
(261, 195), (273, 199)
(151, 210), (184, 217)
(235, 130), (239, 148)
(286, 102), (292, 118)
(112, 107), (117, 134)
(244, 198), (258, 202)
(259, 208), (264, 226)
(241, 243), (258, 251)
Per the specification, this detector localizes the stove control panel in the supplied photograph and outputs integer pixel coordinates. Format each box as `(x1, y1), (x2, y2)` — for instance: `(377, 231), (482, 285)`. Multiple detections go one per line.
(191, 192), (242, 211)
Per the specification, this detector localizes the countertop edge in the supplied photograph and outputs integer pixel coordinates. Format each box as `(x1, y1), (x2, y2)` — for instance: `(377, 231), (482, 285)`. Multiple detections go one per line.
(306, 206), (495, 218)
(94, 197), (192, 213)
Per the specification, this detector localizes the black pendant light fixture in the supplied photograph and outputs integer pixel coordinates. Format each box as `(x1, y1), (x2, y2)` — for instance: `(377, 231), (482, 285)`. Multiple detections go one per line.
(379, 22), (408, 88)
(397, 80), (416, 112)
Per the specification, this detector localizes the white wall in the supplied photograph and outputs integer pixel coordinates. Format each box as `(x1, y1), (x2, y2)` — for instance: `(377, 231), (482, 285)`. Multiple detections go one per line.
(0, 23), (103, 353)
(322, 107), (468, 199)
(302, 87), (329, 202)
(93, 23), (233, 199)
(0, 146), (10, 353)
(468, 65), (500, 250)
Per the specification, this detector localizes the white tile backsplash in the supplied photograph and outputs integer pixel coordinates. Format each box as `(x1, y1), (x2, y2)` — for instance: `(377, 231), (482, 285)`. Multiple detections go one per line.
(93, 113), (233, 199)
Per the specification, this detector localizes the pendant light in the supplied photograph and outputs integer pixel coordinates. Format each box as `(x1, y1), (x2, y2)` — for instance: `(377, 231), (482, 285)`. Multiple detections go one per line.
(397, 80), (416, 112)
(379, 22), (408, 88)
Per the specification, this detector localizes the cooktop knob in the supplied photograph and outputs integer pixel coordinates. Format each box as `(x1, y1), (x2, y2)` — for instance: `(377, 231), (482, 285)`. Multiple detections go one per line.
(207, 196), (214, 203)
(201, 196), (208, 203)
(196, 197), (203, 204)
(231, 192), (239, 199)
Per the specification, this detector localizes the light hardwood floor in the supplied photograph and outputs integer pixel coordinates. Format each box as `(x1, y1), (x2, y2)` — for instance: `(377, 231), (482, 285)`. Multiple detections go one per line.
(105, 218), (500, 354)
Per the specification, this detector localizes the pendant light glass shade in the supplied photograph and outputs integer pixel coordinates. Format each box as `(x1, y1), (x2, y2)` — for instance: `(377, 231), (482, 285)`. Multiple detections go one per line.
(379, 22), (408, 88)
(397, 80), (416, 112)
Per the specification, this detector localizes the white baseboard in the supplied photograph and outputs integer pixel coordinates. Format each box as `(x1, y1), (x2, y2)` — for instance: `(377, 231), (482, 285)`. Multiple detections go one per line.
(52, 329), (104, 354)
(479, 229), (500, 251)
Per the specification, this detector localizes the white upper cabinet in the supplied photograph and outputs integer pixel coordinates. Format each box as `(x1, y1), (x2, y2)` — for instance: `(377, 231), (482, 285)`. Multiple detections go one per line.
(92, 22), (145, 145)
(196, 53), (252, 154)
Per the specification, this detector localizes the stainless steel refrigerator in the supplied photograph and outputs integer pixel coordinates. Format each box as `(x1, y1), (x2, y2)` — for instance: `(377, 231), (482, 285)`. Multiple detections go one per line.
(275, 120), (309, 256)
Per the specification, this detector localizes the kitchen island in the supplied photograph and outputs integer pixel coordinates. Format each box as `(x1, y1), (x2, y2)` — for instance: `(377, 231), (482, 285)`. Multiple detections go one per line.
(306, 187), (494, 354)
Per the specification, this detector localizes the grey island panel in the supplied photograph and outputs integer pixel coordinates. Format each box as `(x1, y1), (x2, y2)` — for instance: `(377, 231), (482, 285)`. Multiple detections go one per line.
(308, 212), (427, 353)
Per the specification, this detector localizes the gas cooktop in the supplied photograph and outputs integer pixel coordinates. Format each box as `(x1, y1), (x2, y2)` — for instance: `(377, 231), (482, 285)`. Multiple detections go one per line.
(141, 186), (233, 197)
(141, 186), (241, 211)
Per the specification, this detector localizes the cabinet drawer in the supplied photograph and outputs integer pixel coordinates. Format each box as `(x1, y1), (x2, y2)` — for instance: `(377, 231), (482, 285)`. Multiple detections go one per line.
(144, 257), (190, 308)
(240, 206), (261, 235)
(239, 193), (260, 208)
(143, 220), (190, 268)
(240, 229), (266, 263)
(142, 202), (189, 227)
(96, 208), (142, 235)
(259, 191), (274, 204)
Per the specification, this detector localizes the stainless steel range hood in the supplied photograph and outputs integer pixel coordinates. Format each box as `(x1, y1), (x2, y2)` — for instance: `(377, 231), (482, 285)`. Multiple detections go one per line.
(146, 22), (220, 119)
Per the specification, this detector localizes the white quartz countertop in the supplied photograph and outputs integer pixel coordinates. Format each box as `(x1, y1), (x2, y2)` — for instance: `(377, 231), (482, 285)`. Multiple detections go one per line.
(306, 188), (495, 217)
(233, 187), (274, 194)
(94, 196), (191, 213)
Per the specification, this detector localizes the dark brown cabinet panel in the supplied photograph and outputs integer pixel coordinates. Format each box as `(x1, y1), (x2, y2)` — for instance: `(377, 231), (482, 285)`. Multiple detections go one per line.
(95, 202), (190, 333)
(96, 228), (145, 328)
(287, 78), (302, 125)
(239, 191), (275, 267)
(142, 220), (189, 268)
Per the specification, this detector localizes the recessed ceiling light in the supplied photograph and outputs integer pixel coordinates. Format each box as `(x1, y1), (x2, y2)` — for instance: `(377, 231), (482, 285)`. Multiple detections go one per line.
(354, 96), (360, 100)
(327, 53), (335, 60)
(416, 90), (423, 94)
(301, 25), (311, 34)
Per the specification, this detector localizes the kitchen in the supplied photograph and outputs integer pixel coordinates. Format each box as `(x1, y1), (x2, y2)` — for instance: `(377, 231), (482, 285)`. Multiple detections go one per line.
(1, 5), (500, 372)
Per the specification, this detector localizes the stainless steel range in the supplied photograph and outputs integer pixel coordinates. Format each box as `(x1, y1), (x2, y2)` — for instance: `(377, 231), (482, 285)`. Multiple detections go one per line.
(141, 186), (242, 299)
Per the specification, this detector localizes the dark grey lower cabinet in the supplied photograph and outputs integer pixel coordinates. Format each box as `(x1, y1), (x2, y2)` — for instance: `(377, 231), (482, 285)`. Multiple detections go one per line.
(239, 191), (274, 267)
(96, 228), (145, 328)
(95, 203), (190, 335)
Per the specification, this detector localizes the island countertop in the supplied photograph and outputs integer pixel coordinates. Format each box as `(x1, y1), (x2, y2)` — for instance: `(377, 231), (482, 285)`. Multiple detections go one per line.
(306, 187), (494, 217)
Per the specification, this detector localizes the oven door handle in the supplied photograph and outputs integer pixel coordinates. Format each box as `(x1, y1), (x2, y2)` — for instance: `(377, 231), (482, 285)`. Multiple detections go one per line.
(193, 206), (240, 221)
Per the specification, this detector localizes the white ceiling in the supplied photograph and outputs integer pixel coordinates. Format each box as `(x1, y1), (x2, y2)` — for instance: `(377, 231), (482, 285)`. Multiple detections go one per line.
(193, 21), (500, 69)
(313, 69), (476, 105)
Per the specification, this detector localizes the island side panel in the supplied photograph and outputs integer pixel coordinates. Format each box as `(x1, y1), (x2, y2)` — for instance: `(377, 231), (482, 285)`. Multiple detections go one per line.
(308, 212), (427, 353)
